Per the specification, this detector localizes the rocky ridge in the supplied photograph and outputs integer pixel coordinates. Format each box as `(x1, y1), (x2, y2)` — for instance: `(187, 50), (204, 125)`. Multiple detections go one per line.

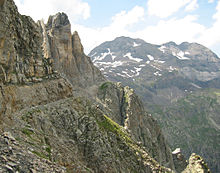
(96, 82), (174, 169)
(0, 0), (211, 172)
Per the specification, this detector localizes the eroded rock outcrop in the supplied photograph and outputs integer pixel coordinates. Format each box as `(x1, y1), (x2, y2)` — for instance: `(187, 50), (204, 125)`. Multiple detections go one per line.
(0, 0), (73, 127)
(39, 12), (105, 88)
(183, 154), (210, 173)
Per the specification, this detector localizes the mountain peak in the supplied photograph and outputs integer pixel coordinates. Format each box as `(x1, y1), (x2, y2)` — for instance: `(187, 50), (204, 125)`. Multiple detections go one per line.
(114, 36), (131, 40)
(164, 41), (178, 47)
(47, 12), (70, 29)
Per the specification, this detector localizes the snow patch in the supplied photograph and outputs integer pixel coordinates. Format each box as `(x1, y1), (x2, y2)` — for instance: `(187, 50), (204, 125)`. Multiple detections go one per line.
(150, 64), (161, 71)
(122, 71), (134, 78)
(154, 60), (165, 64)
(117, 73), (127, 78)
(123, 53), (143, 62)
(92, 48), (116, 62)
(158, 46), (166, 53)
(191, 83), (202, 89)
(168, 66), (177, 72)
(133, 42), (141, 47)
(90, 52), (97, 57)
(139, 64), (146, 67)
(134, 67), (142, 76)
(147, 55), (154, 61)
(154, 71), (162, 76)
(172, 148), (181, 155)
(172, 51), (190, 60)
(94, 61), (124, 68)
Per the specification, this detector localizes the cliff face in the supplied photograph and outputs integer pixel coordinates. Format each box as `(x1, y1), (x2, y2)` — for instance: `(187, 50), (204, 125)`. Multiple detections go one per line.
(0, 0), (73, 125)
(0, 0), (55, 85)
(0, 0), (211, 172)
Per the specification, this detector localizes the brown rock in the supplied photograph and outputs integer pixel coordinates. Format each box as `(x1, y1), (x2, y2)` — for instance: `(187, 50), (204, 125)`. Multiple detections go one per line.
(0, 0), (5, 7)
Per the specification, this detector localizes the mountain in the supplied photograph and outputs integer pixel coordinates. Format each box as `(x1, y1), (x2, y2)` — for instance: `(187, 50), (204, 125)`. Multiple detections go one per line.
(0, 0), (210, 172)
(89, 36), (220, 172)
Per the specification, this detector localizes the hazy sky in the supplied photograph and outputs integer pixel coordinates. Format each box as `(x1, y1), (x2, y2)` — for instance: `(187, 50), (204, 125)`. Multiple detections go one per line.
(14, 0), (220, 57)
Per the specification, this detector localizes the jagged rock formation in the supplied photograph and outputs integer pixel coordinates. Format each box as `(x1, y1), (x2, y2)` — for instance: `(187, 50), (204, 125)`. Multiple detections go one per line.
(39, 12), (105, 88)
(89, 36), (220, 172)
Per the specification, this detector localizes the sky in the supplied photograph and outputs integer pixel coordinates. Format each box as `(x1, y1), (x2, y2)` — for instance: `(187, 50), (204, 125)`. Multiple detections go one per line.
(14, 0), (220, 57)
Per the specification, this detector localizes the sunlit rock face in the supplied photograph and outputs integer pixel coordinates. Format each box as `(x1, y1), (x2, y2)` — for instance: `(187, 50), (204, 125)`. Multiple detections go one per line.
(40, 12), (105, 88)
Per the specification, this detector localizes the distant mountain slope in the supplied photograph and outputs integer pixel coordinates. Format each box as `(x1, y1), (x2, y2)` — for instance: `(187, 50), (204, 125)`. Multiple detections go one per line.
(89, 36), (220, 172)
(89, 36), (220, 83)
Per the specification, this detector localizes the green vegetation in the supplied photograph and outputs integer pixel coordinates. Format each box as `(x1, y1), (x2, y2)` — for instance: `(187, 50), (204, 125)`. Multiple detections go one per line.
(31, 150), (48, 160)
(22, 128), (34, 138)
(99, 82), (112, 90)
(45, 146), (52, 160)
(97, 114), (132, 144)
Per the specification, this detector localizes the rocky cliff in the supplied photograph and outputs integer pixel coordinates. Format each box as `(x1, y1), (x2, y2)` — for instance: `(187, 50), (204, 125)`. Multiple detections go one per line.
(0, 0), (211, 172)
(0, 0), (55, 84)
